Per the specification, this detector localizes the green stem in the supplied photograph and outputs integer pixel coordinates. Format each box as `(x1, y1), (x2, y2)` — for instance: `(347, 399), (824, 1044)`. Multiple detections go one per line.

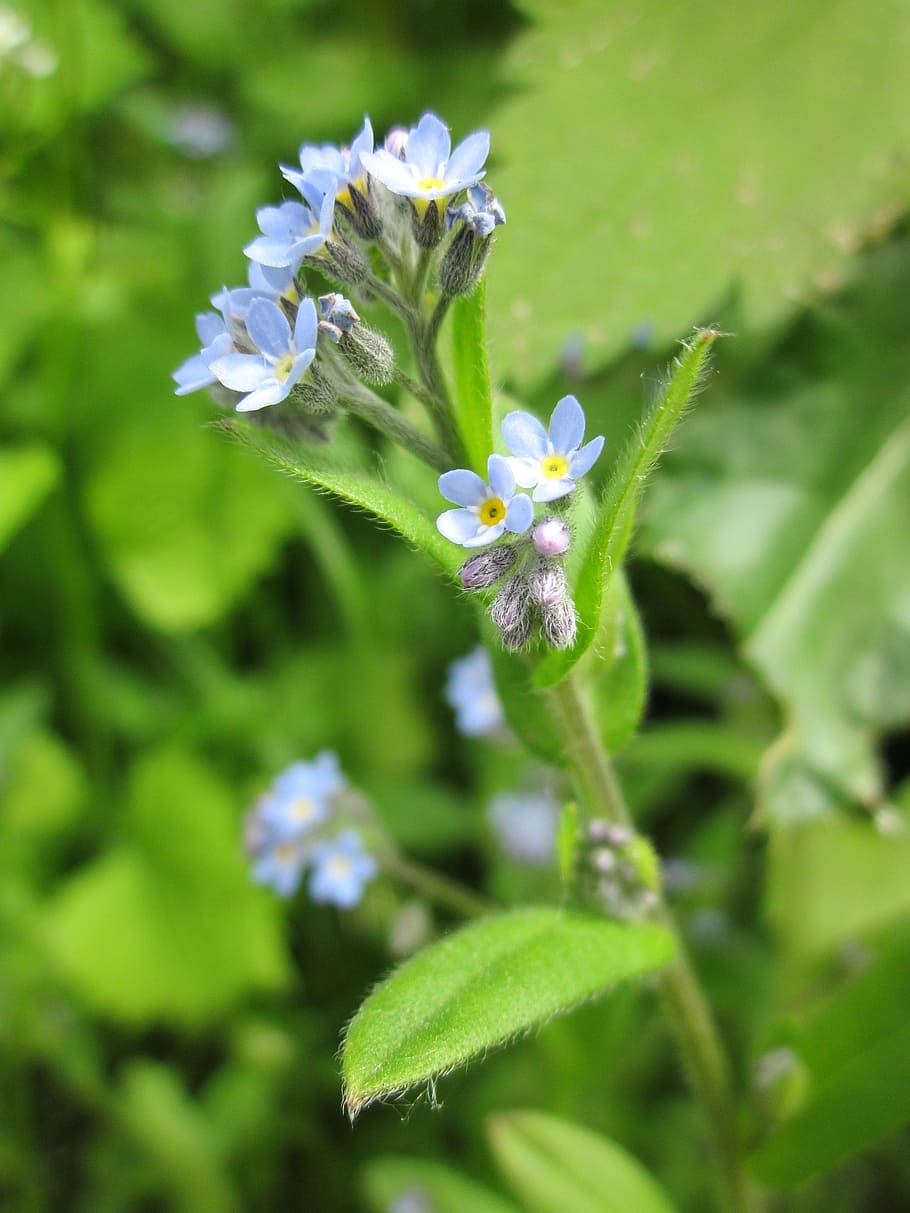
(337, 381), (452, 470)
(426, 294), (452, 348)
(548, 674), (758, 1213)
(380, 850), (491, 919)
(405, 312), (467, 466)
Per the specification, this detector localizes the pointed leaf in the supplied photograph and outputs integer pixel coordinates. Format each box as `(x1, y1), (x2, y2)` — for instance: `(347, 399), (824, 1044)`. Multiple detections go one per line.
(342, 907), (674, 1115)
(488, 1110), (680, 1213)
(451, 281), (495, 473)
(535, 329), (718, 687)
(590, 569), (648, 754)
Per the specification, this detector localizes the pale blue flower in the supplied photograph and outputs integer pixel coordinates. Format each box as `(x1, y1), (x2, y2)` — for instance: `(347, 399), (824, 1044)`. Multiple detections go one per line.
(318, 293), (359, 341)
(249, 830), (309, 898)
(172, 310), (233, 396)
(210, 263), (299, 326)
(281, 117), (374, 204)
(488, 791), (558, 865)
(256, 752), (343, 841)
(244, 191), (335, 271)
(210, 297), (317, 412)
(447, 183), (506, 238)
(361, 112), (489, 205)
(437, 454), (533, 548)
(502, 395), (605, 503)
(445, 647), (505, 737)
(308, 829), (377, 908)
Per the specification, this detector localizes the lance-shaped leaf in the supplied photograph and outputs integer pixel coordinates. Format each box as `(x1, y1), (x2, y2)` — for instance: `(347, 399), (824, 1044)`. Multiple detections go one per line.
(451, 281), (495, 474)
(223, 420), (460, 578)
(342, 907), (674, 1116)
(488, 1110), (680, 1213)
(534, 329), (718, 688)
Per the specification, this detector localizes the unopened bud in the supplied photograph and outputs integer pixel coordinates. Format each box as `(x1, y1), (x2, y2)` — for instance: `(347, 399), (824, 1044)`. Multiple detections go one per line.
(528, 561), (567, 608)
(541, 597), (577, 650)
(532, 517), (571, 558)
(289, 365), (336, 414)
(439, 224), (490, 298)
(339, 325), (395, 385)
(501, 610), (533, 652)
(458, 544), (518, 590)
(490, 574), (530, 633)
(338, 184), (382, 242)
(310, 237), (369, 286)
(411, 199), (446, 249)
(384, 127), (409, 158)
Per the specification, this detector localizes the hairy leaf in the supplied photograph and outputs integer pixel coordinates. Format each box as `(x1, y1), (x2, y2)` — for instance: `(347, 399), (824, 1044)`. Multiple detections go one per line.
(451, 281), (495, 473)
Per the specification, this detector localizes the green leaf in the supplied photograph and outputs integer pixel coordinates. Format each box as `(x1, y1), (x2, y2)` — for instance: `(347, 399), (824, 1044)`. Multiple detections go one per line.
(488, 0), (910, 384)
(341, 907), (674, 1116)
(223, 421), (460, 577)
(361, 1156), (522, 1213)
(451, 281), (495, 473)
(42, 751), (287, 1024)
(589, 569), (648, 754)
(535, 329), (718, 688)
(641, 240), (910, 817)
(487, 641), (567, 767)
(0, 446), (59, 553)
(750, 931), (910, 1186)
(488, 1110), (680, 1213)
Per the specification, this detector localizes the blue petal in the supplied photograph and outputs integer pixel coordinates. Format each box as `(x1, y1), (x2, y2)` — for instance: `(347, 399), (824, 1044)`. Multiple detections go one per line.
(349, 116), (374, 168)
(407, 112), (451, 176)
(437, 507), (483, 544)
(286, 349), (315, 390)
(533, 478), (574, 503)
(293, 296), (318, 351)
(445, 129), (490, 183)
(173, 352), (214, 395)
(210, 352), (268, 392)
(487, 453), (515, 499)
(505, 455), (540, 489)
(504, 492), (534, 533)
(463, 520), (506, 547)
(244, 234), (296, 268)
(246, 298), (291, 359)
(568, 435), (605, 479)
(438, 468), (487, 507)
(195, 311), (225, 344)
(360, 150), (416, 194)
(235, 381), (285, 412)
(549, 395), (586, 453)
(502, 410), (548, 459)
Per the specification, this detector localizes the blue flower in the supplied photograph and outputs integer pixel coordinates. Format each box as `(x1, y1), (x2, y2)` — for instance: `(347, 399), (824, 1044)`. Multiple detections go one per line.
(308, 829), (377, 908)
(445, 647), (505, 737)
(488, 791), (558, 865)
(437, 454), (533, 548)
(502, 395), (605, 503)
(248, 827), (309, 899)
(210, 263), (300, 326)
(318, 293), (359, 342)
(244, 193), (335, 271)
(360, 112), (489, 208)
(281, 117), (374, 207)
(172, 310), (233, 396)
(210, 297), (318, 412)
(256, 751), (343, 841)
(447, 183), (506, 238)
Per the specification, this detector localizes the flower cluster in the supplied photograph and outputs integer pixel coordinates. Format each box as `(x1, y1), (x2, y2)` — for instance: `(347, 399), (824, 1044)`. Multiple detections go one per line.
(173, 112), (504, 431)
(244, 753), (377, 908)
(436, 395), (604, 651)
(579, 820), (660, 919)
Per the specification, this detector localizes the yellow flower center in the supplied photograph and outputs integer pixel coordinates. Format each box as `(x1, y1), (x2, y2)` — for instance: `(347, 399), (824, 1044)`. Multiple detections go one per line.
(541, 455), (568, 480)
(275, 354), (294, 380)
(479, 496), (506, 526)
(327, 854), (353, 877)
(289, 797), (317, 825)
(416, 175), (446, 192)
(276, 841), (298, 862)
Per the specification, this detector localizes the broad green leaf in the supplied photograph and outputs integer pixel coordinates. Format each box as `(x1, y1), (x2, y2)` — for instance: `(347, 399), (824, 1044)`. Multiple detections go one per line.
(42, 751), (287, 1024)
(641, 240), (910, 818)
(535, 330), (717, 687)
(0, 446), (59, 553)
(224, 421), (460, 577)
(488, 1110), (679, 1213)
(590, 569), (648, 754)
(451, 281), (495, 473)
(362, 1156), (521, 1213)
(488, 0), (910, 384)
(750, 931), (910, 1185)
(342, 907), (674, 1115)
(488, 641), (567, 767)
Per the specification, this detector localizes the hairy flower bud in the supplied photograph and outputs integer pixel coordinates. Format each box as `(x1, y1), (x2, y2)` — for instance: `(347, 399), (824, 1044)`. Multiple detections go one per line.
(410, 199), (446, 249)
(439, 224), (491, 298)
(501, 611), (533, 652)
(458, 544), (518, 590)
(338, 324), (395, 385)
(310, 237), (369, 286)
(289, 365), (336, 414)
(528, 560), (567, 608)
(490, 574), (530, 633)
(532, 516), (571, 558)
(541, 597), (577, 650)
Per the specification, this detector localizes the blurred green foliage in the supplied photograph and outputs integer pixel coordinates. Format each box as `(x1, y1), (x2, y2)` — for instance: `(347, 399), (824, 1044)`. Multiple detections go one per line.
(1, 0), (909, 1210)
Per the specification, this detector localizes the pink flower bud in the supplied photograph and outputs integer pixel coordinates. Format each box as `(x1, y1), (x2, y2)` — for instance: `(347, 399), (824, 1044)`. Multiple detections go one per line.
(532, 517), (571, 557)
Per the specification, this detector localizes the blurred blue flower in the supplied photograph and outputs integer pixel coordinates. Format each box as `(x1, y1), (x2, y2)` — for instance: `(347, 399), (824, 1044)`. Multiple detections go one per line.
(250, 834), (310, 898)
(210, 297), (317, 412)
(308, 829), (377, 908)
(488, 791), (558, 865)
(256, 751), (344, 841)
(172, 309), (233, 396)
(244, 193), (335, 271)
(502, 395), (604, 503)
(281, 117), (374, 206)
(361, 112), (489, 207)
(437, 454), (533, 548)
(445, 647), (505, 737)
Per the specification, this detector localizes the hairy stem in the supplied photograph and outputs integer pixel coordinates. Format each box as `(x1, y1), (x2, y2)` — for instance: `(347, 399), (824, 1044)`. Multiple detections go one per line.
(548, 674), (758, 1213)
(340, 382), (453, 470)
(380, 850), (491, 919)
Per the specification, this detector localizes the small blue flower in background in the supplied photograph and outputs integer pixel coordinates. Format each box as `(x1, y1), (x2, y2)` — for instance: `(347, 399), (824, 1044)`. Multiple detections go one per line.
(445, 647), (505, 737)
(210, 296), (318, 412)
(281, 117), (374, 206)
(308, 829), (378, 908)
(437, 454), (533, 548)
(172, 310), (233, 396)
(502, 395), (605, 502)
(257, 751), (344, 840)
(250, 833), (310, 898)
(360, 112), (489, 208)
(488, 791), (559, 865)
(448, 182), (506, 238)
(244, 194), (335, 271)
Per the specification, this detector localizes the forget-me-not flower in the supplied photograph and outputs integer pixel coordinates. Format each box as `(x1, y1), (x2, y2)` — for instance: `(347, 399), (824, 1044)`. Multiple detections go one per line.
(210, 263), (299, 328)
(308, 829), (377, 908)
(502, 395), (605, 502)
(210, 296), (318, 412)
(488, 791), (559, 865)
(172, 310), (234, 396)
(437, 454), (533, 548)
(250, 832), (310, 898)
(244, 192), (335, 271)
(318, 293), (359, 341)
(360, 112), (489, 211)
(445, 647), (505, 737)
(448, 182), (506, 238)
(281, 117), (374, 208)
(256, 751), (344, 841)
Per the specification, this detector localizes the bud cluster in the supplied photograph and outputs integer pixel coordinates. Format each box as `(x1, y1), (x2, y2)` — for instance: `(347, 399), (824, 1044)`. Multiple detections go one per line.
(579, 820), (660, 919)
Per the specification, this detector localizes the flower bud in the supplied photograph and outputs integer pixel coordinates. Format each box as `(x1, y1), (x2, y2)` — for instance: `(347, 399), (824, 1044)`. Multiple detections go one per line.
(501, 610), (533, 652)
(458, 544), (518, 590)
(532, 516), (571, 558)
(337, 183), (382, 242)
(289, 365), (336, 414)
(528, 560), (567, 608)
(541, 597), (577, 650)
(490, 574), (530, 633)
(410, 199), (446, 249)
(310, 237), (369, 286)
(339, 325), (395, 385)
(439, 224), (491, 298)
